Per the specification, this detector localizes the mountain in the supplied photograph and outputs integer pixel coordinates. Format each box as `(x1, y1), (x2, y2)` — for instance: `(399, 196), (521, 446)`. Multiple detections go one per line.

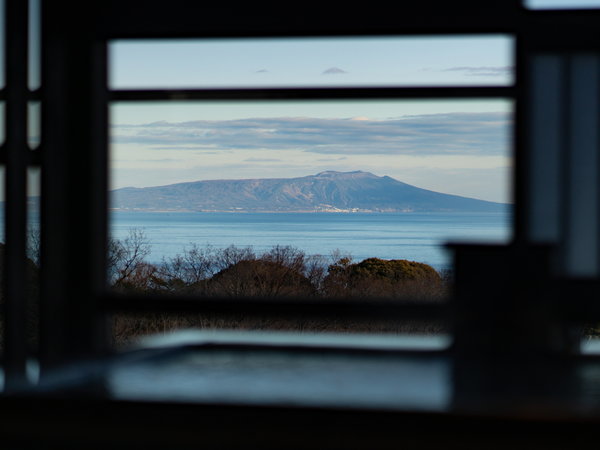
(110, 171), (507, 213)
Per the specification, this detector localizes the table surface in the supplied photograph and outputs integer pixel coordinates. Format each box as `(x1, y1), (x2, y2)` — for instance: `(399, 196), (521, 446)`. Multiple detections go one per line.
(5, 331), (600, 449)
(19, 330), (600, 417)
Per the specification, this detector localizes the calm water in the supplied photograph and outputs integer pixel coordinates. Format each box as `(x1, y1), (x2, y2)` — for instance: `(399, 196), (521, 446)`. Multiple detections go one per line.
(110, 211), (511, 270)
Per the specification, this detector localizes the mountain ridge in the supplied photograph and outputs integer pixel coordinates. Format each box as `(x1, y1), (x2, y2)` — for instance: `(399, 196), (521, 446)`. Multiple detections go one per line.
(111, 171), (507, 213)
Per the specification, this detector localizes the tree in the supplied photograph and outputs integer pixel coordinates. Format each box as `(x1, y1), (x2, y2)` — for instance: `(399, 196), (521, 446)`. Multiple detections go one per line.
(213, 244), (256, 271)
(158, 244), (223, 294)
(108, 228), (153, 290)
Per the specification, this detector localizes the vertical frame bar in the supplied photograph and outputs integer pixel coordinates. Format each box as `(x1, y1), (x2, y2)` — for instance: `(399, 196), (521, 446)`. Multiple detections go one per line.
(4, 0), (29, 387)
(40, 1), (109, 371)
(87, 38), (110, 357)
(513, 31), (527, 244)
(564, 54), (600, 277)
(526, 54), (564, 245)
(39, 0), (68, 370)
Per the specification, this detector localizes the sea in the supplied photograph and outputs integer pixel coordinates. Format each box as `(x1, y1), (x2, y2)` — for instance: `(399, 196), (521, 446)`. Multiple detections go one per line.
(110, 210), (512, 271)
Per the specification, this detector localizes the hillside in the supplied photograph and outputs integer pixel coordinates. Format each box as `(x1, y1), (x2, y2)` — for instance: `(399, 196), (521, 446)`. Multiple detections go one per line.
(110, 171), (506, 213)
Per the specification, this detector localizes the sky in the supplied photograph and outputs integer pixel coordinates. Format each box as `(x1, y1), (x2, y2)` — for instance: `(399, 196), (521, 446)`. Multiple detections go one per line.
(109, 36), (514, 203)
(526, 0), (600, 8)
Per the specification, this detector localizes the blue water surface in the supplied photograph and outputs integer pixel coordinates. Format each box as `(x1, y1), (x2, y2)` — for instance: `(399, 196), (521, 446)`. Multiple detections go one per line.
(110, 211), (511, 270)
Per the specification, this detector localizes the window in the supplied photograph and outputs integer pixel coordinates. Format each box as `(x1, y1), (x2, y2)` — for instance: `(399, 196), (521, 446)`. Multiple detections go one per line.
(3, 1), (600, 447)
(105, 36), (514, 347)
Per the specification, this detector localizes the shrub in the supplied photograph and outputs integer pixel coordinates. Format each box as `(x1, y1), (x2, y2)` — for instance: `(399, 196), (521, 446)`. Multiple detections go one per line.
(209, 258), (315, 298)
(323, 257), (444, 300)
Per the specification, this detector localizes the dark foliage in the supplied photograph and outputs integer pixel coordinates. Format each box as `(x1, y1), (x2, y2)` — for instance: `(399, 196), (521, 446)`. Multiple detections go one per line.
(108, 230), (450, 346)
(324, 257), (444, 300)
(209, 259), (316, 298)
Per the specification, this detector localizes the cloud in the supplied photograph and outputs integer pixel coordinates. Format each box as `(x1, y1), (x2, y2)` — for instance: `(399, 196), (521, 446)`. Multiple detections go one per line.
(243, 157), (282, 162)
(148, 146), (224, 152)
(111, 112), (510, 157)
(316, 157), (349, 162)
(255, 69), (269, 73)
(322, 67), (348, 75)
(443, 66), (514, 77)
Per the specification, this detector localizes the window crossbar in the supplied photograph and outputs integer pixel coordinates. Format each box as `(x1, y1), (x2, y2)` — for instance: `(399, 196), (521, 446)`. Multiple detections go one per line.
(110, 86), (516, 102)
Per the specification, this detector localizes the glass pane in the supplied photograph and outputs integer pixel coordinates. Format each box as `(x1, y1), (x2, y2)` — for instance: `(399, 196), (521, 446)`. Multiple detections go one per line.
(0, 0), (4, 89)
(28, 0), (40, 90)
(109, 36), (514, 89)
(27, 101), (40, 149)
(0, 102), (4, 145)
(525, 0), (600, 8)
(27, 166), (40, 264)
(108, 99), (512, 347)
(26, 167), (40, 366)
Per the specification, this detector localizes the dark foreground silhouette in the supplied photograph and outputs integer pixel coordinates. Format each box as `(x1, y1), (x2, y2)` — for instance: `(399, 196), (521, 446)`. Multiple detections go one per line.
(0, 231), (450, 350)
(109, 230), (449, 346)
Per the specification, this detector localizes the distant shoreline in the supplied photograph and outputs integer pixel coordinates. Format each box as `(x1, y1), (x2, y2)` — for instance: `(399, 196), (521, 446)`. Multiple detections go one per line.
(109, 208), (511, 214)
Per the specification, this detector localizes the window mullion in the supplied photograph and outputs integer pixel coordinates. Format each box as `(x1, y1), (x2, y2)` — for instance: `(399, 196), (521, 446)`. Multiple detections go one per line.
(4, 0), (30, 389)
